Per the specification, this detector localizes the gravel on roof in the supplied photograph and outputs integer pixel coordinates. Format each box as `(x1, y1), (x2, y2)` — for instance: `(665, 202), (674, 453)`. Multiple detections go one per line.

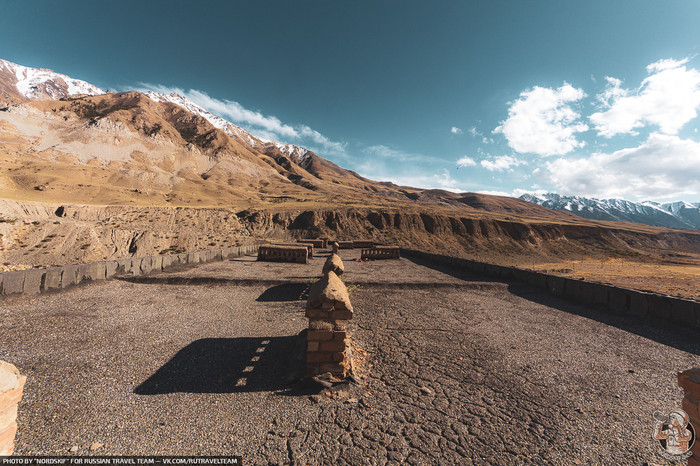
(1, 249), (699, 464)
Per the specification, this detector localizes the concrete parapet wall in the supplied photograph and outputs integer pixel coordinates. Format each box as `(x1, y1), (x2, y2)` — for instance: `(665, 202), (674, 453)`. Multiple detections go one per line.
(353, 241), (374, 249)
(0, 244), (260, 298)
(0, 360), (26, 456)
(401, 248), (700, 329)
(360, 246), (400, 260)
(337, 241), (354, 249)
(258, 245), (308, 264)
(298, 239), (326, 249)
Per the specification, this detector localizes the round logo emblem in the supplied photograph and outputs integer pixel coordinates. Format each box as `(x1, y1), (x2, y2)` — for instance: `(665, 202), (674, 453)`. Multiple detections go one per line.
(652, 409), (695, 460)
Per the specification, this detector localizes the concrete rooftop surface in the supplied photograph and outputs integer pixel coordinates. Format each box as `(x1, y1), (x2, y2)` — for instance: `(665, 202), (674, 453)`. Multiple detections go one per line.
(1, 248), (699, 465)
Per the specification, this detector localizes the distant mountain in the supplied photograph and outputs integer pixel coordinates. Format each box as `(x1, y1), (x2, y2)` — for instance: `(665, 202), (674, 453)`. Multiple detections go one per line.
(520, 193), (700, 230)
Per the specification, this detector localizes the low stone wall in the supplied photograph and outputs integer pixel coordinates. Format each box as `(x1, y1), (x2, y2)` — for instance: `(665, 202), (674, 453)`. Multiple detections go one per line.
(678, 369), (700, 464)
(361, 246), (400, 260)
(298, 239), (326, 249)
(257, 245), (308, 264)
(0, 244), (259, 297)
(0, 361), (26, 456)
(402, 248), (700, 329)
(305, 268), (353, 378)
(337, 241), (354, 249)
(353, 241), (374, 249)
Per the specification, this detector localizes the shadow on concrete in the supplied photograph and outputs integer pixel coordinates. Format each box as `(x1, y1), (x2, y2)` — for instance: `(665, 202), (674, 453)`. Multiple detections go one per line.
(135, 331), (315, 395)
(256, 283), (309, 302)
(403, 254), (700, 357)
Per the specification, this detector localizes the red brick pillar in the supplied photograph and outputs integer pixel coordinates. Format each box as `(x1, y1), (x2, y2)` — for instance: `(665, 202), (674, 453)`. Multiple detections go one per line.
(678, 368), (700, 465)
(305, 271), (353, 378)
(0, 361), (26, 456)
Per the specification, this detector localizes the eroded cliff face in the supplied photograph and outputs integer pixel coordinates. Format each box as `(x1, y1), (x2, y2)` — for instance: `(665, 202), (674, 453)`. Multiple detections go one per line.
(2, 201), (700, 269)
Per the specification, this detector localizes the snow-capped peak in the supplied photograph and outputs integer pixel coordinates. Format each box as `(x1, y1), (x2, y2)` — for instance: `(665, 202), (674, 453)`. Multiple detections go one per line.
(0, 59), (104, 100)
(520, 192), (700, 230)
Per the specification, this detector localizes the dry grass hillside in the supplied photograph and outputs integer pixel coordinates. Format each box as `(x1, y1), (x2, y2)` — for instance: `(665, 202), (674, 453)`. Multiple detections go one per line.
(1, 91), (700, 299)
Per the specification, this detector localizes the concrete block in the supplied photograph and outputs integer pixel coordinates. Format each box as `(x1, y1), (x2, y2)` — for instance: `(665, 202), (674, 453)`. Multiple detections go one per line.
(564, 279), (581, 298)
(23, 269), (45, 295)
(647, 294), (672, 319)
(61, 264), (78, 288)
(105, 261), (118, 279)
(498, 266), (513, 279)
(78, 262), (105, 283)
(592, 283), (609, 305)
(130, 258), (143, 276)
(222, 247), (234, 259)
(43, 267), (63, 291)
(2, 271), (24, 295)
(161, 255), (174, 270)
(577, 281), (596, 304)
(627, 290), (650, 316)
(526, 272), (548, 289)
(175, 253), (187, 265)
(139, 257), (153, 275)
(547, 276), (565, 296)
(116, 259), (131, 275)
(192, 252), (201, 264)
(152, 255), (163, 272)
(608, 287), (629, 311)
(670, 299), (696, 326)
(214, 249), (223, 261)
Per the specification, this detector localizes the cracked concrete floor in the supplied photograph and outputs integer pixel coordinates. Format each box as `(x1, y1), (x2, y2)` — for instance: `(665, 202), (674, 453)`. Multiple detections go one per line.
(1, 250), (699, 465)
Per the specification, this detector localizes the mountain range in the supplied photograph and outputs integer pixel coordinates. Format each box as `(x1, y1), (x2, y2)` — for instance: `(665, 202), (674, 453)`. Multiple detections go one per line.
(520, 193), (700, 230)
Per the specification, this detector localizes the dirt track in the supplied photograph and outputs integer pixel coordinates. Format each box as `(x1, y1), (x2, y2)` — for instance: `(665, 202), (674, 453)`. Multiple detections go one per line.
(1, 249), (699, 465)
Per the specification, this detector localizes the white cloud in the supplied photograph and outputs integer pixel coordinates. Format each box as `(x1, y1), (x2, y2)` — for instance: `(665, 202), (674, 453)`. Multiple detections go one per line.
(451, 127), (463, 134)
(468, 127), (481, 138)
(493, 83), (589, 156)
(476, 190), (512, 197)
(135, 84), (348, 157)
(544, 133), (700, 199)
(480, 155), (526, 172)
(362, 145), (444, 163)
(456, 156), (477, 168)
(590, 58), (700, 137)
(433, 170), (461, 191)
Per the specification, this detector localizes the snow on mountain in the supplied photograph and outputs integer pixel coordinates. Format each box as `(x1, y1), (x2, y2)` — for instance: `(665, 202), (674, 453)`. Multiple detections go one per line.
(520, 193), (700, 230)
(0, 59), (312, 166)
(0, 59), (104, 100)
(142, 90), (311, 163)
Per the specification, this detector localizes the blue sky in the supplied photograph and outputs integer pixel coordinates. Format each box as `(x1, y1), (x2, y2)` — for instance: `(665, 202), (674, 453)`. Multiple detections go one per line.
(3, 1), (700, 201)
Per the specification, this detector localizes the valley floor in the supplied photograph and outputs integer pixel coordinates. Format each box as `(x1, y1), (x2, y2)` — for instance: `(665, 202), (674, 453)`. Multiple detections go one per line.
(1, 249), (698, 465)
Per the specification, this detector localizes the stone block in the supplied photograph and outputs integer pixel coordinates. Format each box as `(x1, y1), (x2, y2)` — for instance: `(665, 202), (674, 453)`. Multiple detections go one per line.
(0, 404), (17, 432)
(307, 342), (319, 352)
(78, 262), (106, 282)
(214, 249), (223, 261)
(577, 281), (596, 304)
(627, 291), (649, 316)
(105, 261), (118, 279)
(330, 310), (353, 320)
(23, 269), (45, 295)
(306, 272), (352, 312)
(526, 272), (548, 289)
(547, 276), (565, 296)
(152, 255), (163, 272)
(592, 283), (609, 305)
(61, 264), (78, 288)
(305, 309), (330, 319)
(647, 294), (672, 319)
(608, 287), (629, 311)
(499, 266), (513, 279)
(564, 279), (580, 298)
(43, 267), (63, 291)
(2, 271), (25, 295)
(139, 257), (153, 275)
(161, 255), (173, 270)
(670, 299), (696, 326)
